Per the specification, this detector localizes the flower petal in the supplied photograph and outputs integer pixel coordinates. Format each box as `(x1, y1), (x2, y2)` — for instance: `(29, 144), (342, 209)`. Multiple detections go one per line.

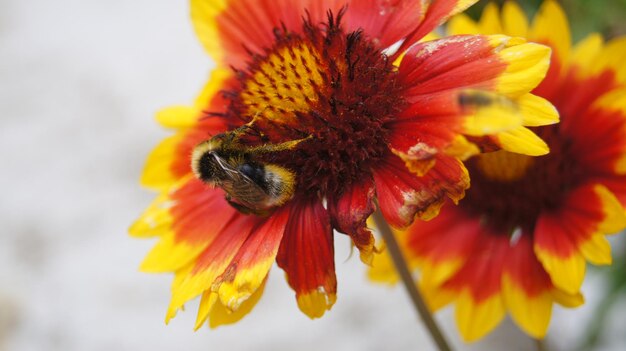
(395, 0), (479, 53)
(569, 33), (604, 74)
(139, 179), (239, 272)
(529, 0), (571, 66)
(398, 35), (508, 96)
(405, 206), (481, 286)
(373, 153), (469, 228)
(276, 199), (336, 318)
(501, 1), (528, 38)
(476, 3), (502, 34)
(551, 288), (584, 308)
(502, 235), (553, 339)
(130, 191), (174, 238)
(573, 89), (626, 176)
(210, 277), (268, 328)
(191, 0), (316, 67)
(328, 177), (376, 265)
(194, 276), (268, 330)
(518, 93), (560, 127)
(166, 214), (262, 321)
(455, 291), (505, 342)
(215, 206), (291, 310)
(446, 12), (480, 35)
(495, 39), (552, 97)
(534, 184), (610, 294)
(494, 126), (550, 156)
(439, 232), (508, 341)
(345, 0), (425, 49)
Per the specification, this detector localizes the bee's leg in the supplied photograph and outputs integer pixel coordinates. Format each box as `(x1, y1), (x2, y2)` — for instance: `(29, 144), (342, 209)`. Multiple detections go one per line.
(224, 197), (272, 216)
(248, 135), (313, 154)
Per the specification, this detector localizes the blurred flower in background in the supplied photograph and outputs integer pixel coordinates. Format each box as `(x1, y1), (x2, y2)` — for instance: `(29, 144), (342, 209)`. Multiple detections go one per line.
(371, 0), (626, 344)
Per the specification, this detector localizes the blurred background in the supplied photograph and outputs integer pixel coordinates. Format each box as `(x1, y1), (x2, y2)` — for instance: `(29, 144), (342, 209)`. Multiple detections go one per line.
(0, 0), (624, 350)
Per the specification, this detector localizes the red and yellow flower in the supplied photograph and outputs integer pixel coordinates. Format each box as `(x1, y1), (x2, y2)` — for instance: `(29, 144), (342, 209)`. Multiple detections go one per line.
(371, 0), (626, 341)
(131, 0), (557, 328)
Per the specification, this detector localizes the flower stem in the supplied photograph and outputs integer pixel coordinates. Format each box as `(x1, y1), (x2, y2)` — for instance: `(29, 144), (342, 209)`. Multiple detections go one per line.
(535, 338), (548, 351)
(373, 210), (452, 351)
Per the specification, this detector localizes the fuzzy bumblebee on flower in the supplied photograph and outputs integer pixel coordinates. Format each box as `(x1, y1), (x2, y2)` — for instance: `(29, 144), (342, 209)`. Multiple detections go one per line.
(131, 0), (558, 330)
(370, 0), (626, 343)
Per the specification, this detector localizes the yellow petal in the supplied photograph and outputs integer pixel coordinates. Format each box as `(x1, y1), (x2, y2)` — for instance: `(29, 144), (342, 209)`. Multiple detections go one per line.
(518, 93), (560, 127)
(420, 282), (457, 312)
(156, 106), (198, 129)
(455, 291), (506, 342)
(166, 263), (195, 323)
(420, 258), (464, 287)
(140, 134), (185, 190)
(194, 291), (218, 330)
(569, 33), (604, 76)
(477, 3), (503, 34)
(529, 0), (571, 64)
(592, 36), (626, 84)
(495, 39), (552, 97)
(451, 0), (480, 15)
(551, 288), (584, 308)
(502, 1), (529, 38)
(217, 255), (275, 311)
(297, 289), (337, 319)
(190, 0), (228, 64)
(193, 67), (232, 108)
(447, 13), (480, 35)
(496, 126), (550, 156)
(444, 135), (481, 160)
(579, 234), (612, 266)
(368, 249), (400, 285)
(535, 247), (586, 295)
(129, 192), (174, 238)
(209, 277), (267, 328)
(139, 231), (207, 272)
(502, 274), (552, 339)
(594, 184), (626, 234)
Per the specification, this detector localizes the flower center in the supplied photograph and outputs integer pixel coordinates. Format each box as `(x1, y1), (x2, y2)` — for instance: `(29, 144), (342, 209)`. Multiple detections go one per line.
(474, 150), (535, 182)
(460, 126), (580, 234)
(219, 13), (404, 199)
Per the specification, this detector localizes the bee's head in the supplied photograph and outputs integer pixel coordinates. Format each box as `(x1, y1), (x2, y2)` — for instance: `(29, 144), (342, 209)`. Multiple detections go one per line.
(191, 139), (225, 183)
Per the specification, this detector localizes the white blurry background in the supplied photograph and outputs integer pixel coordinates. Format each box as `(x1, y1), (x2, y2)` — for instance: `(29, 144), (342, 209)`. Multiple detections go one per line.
(0, 1), (624, 350)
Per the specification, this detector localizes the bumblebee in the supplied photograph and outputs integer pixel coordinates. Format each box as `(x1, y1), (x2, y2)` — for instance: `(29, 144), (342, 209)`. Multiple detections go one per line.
(191, 130), (299, 216)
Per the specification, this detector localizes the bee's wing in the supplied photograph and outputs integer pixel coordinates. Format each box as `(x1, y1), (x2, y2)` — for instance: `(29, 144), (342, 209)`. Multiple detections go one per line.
(212, 154), (268, 208)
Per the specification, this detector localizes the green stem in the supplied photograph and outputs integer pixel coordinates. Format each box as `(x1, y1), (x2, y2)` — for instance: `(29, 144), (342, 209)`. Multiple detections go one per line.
(373, 210), (452, 351)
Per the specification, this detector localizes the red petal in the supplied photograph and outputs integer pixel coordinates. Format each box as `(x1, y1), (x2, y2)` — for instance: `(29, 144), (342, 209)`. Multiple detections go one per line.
(210, 0), (345, 68)
(392, 0), (480, 59)
(345, 0), (424, 49)
(276, 199), (337, 318)
(167, 213), (264, 319)
(406, 205), (481, 264)
(535, 184), (603, 257)
(214, 206), (291, 310)
(171, 179), (239, 245)
(190, 214), (263, 275)
(373, 153), (469, 228)
(568, 106), (626, 177)
(504, 233), (553, 297)
(398, 35), (506, 97)
(443, 231), (508, 303)
(328, 177), (376, 264)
